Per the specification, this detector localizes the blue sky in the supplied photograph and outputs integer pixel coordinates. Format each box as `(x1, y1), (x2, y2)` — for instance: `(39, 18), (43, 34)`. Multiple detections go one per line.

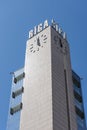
(0, 0), (87, 130)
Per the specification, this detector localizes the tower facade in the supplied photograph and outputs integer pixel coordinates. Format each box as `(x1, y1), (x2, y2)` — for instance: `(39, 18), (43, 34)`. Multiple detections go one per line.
(19, 23), (77, 130)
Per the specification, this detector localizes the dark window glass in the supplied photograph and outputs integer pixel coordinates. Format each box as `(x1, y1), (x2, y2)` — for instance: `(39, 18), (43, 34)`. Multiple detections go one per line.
(14, 72), (25, 84)
(10, 103), (23, 115)
(12, 87), (24, 98)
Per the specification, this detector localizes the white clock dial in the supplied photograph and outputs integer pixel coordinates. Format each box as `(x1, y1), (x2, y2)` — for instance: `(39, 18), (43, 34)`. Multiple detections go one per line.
(29, 33), (48, 53)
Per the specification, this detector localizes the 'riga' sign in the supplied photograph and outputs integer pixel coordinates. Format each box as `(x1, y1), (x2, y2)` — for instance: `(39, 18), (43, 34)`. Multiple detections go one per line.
(29, 19), (67, 39)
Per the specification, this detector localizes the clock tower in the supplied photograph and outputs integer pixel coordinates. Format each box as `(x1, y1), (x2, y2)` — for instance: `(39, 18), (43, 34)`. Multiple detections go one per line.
(20, 25), (77, 130)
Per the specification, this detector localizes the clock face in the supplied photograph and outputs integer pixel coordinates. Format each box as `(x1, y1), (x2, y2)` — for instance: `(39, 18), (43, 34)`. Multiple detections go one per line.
(54, 35), (68, 54)
(54, 35), (63, 48)
(29, 33), (47, 53)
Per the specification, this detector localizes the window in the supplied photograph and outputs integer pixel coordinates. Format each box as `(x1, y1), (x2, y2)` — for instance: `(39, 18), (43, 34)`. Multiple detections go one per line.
(72, 77), (80, 88)
(10, 103), (23, 115)
(74, 90), (82, 103)
(14, 72), (25, 84)
(75, 106), (84, 119)
(12, 87), (24, 98)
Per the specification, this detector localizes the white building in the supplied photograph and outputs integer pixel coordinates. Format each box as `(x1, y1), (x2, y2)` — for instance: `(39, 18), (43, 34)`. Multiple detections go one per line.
(19, 22), (77, 130)
(7, 20), (87, 130)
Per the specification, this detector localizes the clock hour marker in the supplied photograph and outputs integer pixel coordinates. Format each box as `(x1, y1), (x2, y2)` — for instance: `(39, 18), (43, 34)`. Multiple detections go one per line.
(44, 35), (46, 37)
(30, 47), (33, 49)
(43, 37), (47, 41)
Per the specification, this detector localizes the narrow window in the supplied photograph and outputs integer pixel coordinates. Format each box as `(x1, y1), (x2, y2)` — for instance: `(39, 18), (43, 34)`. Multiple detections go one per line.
(14, 72), (25, 84)
(12, 87), (24, 98)
(10, 103), (23, 115)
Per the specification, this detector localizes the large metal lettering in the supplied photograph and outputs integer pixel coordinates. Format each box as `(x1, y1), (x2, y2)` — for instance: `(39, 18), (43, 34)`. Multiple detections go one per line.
(43, 20), (49, 28)
(29, 20), (48, 39)
(38, 23), (43, 32)
(34, 26), (37, 35)
(29, 19), (67, 40)
(29, 30), (34, 39)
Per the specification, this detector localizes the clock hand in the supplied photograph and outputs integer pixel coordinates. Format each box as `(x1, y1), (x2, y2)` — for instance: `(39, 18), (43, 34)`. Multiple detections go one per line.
(37, 37), (40, 46)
